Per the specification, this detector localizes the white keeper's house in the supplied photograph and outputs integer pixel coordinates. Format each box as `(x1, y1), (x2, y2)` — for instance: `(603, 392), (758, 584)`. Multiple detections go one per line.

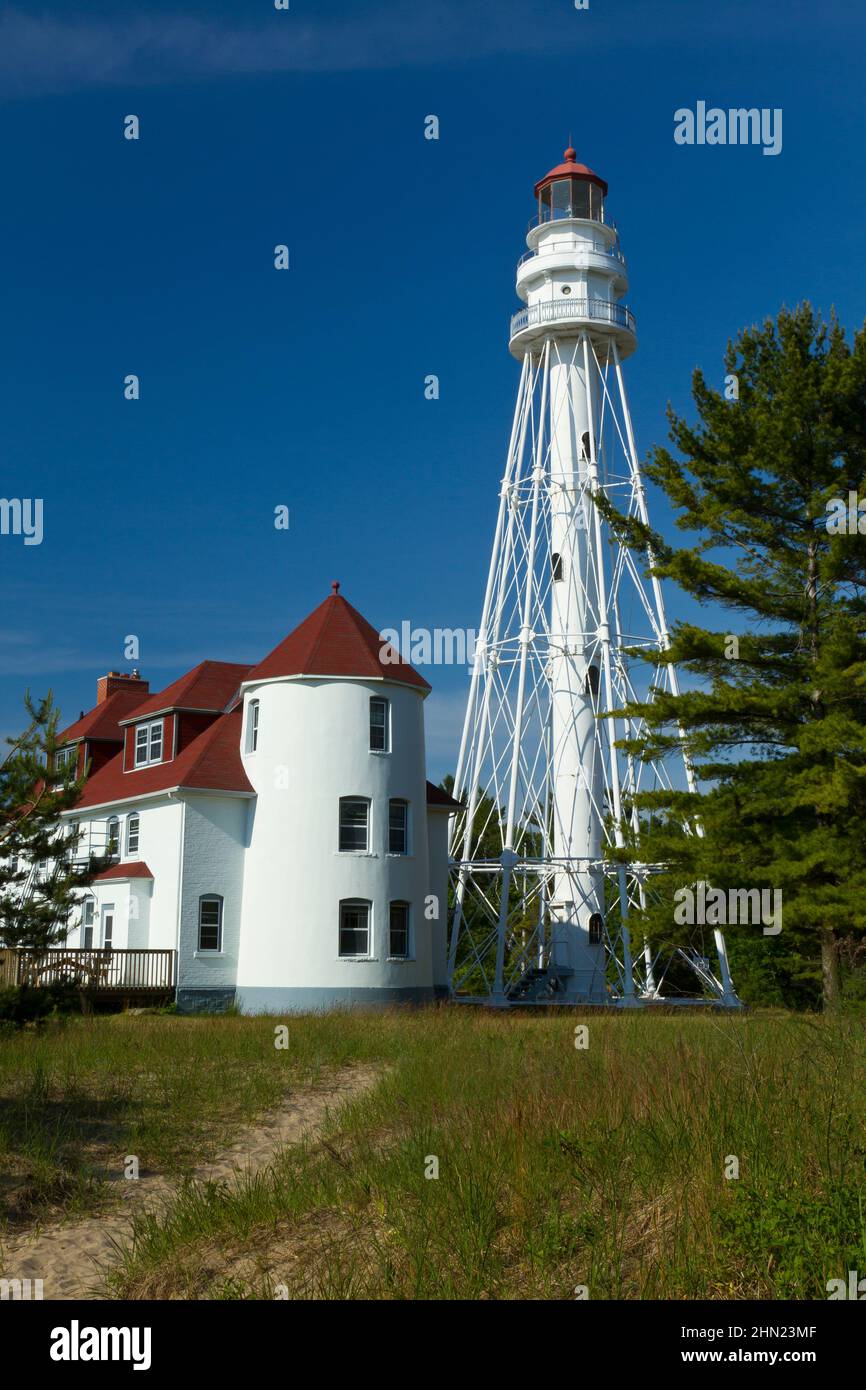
(51, 585), (459, 1012)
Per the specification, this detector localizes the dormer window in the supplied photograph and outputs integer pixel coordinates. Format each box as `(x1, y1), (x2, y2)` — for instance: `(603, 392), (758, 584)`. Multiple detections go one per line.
(55, 745), (77, 774)
(134, 719), (163, 767)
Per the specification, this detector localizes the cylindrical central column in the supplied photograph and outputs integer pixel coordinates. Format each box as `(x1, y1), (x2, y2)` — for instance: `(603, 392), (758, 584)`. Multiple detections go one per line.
(547, 344), (607, 1000)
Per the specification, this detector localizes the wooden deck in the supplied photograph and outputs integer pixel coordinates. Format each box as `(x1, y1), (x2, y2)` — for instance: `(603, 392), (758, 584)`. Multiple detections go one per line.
(0, 948), (175, 1002)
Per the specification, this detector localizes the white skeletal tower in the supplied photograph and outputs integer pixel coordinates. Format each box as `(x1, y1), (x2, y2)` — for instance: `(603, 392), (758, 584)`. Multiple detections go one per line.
(447, 147), (738, 1007)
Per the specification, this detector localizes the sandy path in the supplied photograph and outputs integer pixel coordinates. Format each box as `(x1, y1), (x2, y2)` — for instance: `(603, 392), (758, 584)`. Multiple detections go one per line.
(0, 1063), (379, 1300)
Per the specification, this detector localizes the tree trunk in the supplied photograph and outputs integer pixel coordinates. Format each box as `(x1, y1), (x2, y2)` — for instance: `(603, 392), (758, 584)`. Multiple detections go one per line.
(821, 927), (842, 1011)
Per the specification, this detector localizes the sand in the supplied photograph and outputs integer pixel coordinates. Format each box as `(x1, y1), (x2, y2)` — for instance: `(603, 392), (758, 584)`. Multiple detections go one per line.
(0, 1063), (379, 1300)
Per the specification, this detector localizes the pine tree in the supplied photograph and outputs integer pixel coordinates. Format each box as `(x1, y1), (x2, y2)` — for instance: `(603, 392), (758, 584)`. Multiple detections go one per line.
(0, 692), (97, 954)
(607, 305), (866, 1011)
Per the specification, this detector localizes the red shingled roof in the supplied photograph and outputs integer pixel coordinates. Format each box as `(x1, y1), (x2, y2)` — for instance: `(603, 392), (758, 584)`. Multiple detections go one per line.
(73, 709), (253, 810)
(118, 660), (251, 723)
(58, 687), (151, 744)
(245, 592), (430, 691)
(93, 861), (154, 881)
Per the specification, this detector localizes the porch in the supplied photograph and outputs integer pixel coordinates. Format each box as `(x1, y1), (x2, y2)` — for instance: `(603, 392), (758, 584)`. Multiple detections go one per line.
(0, 948), (176, 1004)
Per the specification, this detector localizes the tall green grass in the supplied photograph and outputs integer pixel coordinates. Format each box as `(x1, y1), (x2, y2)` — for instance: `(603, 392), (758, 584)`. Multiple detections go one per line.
(18, 1006), (854, 1301)
(0, 1009), (383, 1227)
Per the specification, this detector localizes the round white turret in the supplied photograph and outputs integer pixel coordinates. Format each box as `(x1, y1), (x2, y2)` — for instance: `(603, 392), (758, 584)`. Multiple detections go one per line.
(234, 588), (439, 1011)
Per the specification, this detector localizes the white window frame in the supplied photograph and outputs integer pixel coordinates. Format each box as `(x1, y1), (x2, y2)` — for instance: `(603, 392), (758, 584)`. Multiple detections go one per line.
(134, 719), (164, 768)
(339, 899), (372, 959)
(388, 901), (411, 960)
(339, 797), (370, 854)
(82, 899), (94, 950)
(198, 895), (223, 952)
(369, 697), (390, 753)
(106, 817), (120, 858)
(101, 903), (115, 950)
(126, 813), (140, 857)
(388, 799), (409, 855)
(246, 699), (260, 753)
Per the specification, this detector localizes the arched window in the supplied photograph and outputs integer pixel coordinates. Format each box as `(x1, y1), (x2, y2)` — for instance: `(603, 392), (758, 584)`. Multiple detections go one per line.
(106, 817), (120, 857)
(198, 895), (223, 952)
(551, 552), (563, 582)
(339, 798), (370, 853)
(125, 814), (140, 857)
(584, 665), (600, 697)
(588, 912), (603, 945)
(339, 899), (371, 958)
(246, 699), (260, 753)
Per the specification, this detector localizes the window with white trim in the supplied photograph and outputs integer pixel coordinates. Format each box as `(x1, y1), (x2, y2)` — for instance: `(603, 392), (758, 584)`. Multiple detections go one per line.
(246, 699), (260, 753)
(339, 899), (371, 958)
(134, 719), (164, 767)
(82, 899), (94, 949)
(126, 813), (140, 857)
(388, 799), (408, 855)
(198, 895), (223, 951)
(101, 903), (115, 949)
(339, 798), (370, 853)
(55, 745), (77, 773)
(370, 698), (389, 752)
(106, 817), (120, 857)
(389, 901), (410, 959)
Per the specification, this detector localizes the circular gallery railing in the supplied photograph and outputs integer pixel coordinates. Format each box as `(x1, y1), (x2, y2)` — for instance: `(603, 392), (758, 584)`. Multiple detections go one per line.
(510, 297), (636, 341)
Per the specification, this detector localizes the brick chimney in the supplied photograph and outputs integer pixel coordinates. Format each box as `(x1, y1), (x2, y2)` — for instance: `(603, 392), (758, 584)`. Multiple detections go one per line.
(96, 670), (149, 705)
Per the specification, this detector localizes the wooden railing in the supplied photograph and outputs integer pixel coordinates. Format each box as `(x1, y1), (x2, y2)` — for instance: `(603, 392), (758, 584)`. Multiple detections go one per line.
(0, 949), (175, 995)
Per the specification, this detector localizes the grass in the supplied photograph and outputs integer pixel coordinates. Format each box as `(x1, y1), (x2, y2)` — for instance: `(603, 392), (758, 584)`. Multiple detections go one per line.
(2, 1006), (866, 1298)
(0, 1009), (379, 1228)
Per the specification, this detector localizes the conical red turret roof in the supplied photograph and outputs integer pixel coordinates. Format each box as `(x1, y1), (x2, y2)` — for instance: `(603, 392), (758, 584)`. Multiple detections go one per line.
(534, 145), (608, 198)
(244, 586), (430, 691)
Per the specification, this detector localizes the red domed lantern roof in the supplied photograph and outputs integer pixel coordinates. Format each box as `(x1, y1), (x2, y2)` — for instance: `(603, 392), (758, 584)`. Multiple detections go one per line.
(534, 146), (608, 198)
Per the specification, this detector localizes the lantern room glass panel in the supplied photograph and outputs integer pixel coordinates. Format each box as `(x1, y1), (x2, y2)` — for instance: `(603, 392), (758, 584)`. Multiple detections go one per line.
(538, 178), (604, 224)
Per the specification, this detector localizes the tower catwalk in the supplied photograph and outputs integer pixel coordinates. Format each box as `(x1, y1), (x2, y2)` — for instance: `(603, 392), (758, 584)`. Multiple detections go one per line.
(447, 147), (739, 1007)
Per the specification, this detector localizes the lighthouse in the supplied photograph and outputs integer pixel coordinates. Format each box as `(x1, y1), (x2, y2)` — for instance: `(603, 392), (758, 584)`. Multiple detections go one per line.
(447, 147), (739, 1008)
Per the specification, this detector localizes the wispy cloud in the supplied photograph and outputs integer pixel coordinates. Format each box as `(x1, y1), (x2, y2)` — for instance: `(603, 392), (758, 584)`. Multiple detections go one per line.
(0, 2), (578, 98)
(0, 0), (805, 100)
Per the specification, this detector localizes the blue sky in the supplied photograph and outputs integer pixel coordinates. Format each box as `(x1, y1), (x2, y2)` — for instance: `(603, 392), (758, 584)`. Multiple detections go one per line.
(1, 0), (864, 778)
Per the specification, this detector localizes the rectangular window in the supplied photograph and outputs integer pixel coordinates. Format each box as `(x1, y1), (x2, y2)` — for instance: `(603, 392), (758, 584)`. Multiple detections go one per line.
(83, 924), (94, 950)
(149, 721), (163, 762)
(83, 900), (94, 926)
(126, 814), (140, 856)
(134, 720), (163, 767)
(369, 698), (389, 752)
(389, 902), (410, 959)
(55, 745), (76, 773)
(339, 798), (369, 853)
(101, 904), (115, 949)
(198, 896), (223, 951)
(247, 700), (260, 753)
(339, 900), (370, 958)
(389, 800), (408, 854)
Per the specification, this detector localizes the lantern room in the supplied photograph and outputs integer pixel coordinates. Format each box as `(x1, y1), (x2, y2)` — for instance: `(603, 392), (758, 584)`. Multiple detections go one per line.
(535, 146), (608, 224)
